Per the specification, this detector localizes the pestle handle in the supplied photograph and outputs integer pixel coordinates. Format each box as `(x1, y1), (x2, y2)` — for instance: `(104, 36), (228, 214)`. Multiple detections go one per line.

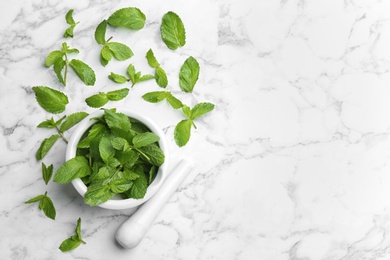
(115, 159), (193, 249)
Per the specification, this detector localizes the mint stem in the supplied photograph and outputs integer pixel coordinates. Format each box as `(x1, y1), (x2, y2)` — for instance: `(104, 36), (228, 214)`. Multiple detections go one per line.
(192, 121), (197, 129)
(55, 127), (68, 144)
(107, 36), (113, 42)
(64, 54), (68, 86)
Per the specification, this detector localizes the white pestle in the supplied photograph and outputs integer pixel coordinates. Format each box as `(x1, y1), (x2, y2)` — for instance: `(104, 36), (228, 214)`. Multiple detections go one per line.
(115, 159), (193, 249)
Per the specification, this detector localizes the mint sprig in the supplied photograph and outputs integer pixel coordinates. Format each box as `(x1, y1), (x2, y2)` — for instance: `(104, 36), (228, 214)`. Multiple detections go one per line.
(109, 64), (154, 87)
(25, 191), (56, 220)
(95, 20), (134, 66)
(64, 9), (79, 38)
(146, 49), (168, 88)
(45, 42), (96, 86)
(174, 102), (215, 147)
(59, 218), (86, 252)
(142, 91), (183, 109)
(85, 88), (129, 108)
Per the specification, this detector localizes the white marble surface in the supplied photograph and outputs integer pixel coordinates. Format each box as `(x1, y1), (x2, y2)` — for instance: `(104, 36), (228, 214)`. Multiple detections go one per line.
(2, 0), (390, 259)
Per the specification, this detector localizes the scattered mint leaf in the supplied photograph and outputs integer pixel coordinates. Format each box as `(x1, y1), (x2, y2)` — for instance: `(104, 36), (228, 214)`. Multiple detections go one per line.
(32, 86), (69, 114)
(126, 64), (154, 87)
(53, 59), (66, 85)
(107, 7), (146, 30)
(85, 92), (109, 108)
(53, 156), (91, 184)
(37, 118), (57, 129)
(145, 49), (160, 68)
(95, 20), (107, 45)
(106, 88), (129, 101)
(132, 132), (160, 148)
(160, 11), (186, 50)
(106, 42), (133, 61)
(179, 56), (200, 93)
(36, 134), (60, 160)
(189, 102), (215, 120)
(65, 9), (76, 25)
(69, 59), (96, 86)
(166, 94), (183, 109)
(59, 218), (86, 252)
(25, 192), (56, 220)
(155, 66), (168, 88)
(108, 72), (128, 84)
(101, 47), (112, 64)
(45, 51), (64, 67)
(142, 91), (182, 109)
(42, 162), (54, 185)
(174, 119), (192, 147)
(181, 105), (192, 118)
(59, 112), (89, 133)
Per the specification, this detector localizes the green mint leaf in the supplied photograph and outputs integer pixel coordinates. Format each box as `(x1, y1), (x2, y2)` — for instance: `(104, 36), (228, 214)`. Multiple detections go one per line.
(145, 49), (160, 68)
(59, 112), (89, 133)
(95, 20), (107, 45)
(77, 123), (107, 149)
(64, 24), (76, 38)
(65, 9), (76, 25)
(106, 88), (129, 101)
(42, 162), (54, 185)
(108, 72), (128, 84)
(53, 59), (66, 85)
(90, 166), (112, 182)
(142, 91), (169, 103)
(174, 119), (192, 147)
(138, 144), (165, 166)
(45, 51), (64, 67)
(99, 137), (115, 163)
(123, 168), (140, 180)
(53, 156), (91, 184)
(40, 195), (56, 220)
(55, 116), (67, 127)
(132, 132), (160, 148)
(106, 42), (133, 61)
(127, 167), (148, 199)
(155, 66), (168, 88)
(36, 134), (60, 160)
(24, 194), (46, 204)
(100, 49), (110, 67)
(126, 64), (136, 83)
(75, 218), (83, 241)
(110, 179), (133, 194)
(138, 74), (154, 82)
(190, 102), (215, 120)
(103, 109), (131, 131)
(84, 181), (113, 206)
(179, 56), (200, 93)
(181, 105), (192, 118)
(59, 237), (82, 252)
(37, 118), (56, 128)
(69, 59), (96, 86)
(111, 137), (130, 151)
(32, 86), (69, 114)
(160, 11), (186, 50)
(107, 7), (146, 30)
(149, 165), (157, 184)
(118, 149), (139, 169)
(166, 94), (183, 109)
(85, 92), (109, 108)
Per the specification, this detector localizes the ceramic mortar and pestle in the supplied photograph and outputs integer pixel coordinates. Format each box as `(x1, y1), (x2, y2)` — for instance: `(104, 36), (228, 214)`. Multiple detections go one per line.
(66, 109), (193, 249)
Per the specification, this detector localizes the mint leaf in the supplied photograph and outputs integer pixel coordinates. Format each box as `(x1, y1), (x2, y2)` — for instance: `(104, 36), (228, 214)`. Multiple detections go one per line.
(95, 20), (107, 45)
(190, 102), (215, 119)
(53, 59), (66, 85)
(100, 49), (110, 67)
(110, 179), (133, 194)
(64, 25), (76, 38)
(126, 64), (154, 87)
(69, 59), (96, 86)
(145, 49), (160, 68)
(59, 218), (86, 252)
(179, 56), (200, 93)
(142, 91), (169, 103)
(111, 137), (130, 151)
(126, 168), (147, 199)
(85, 93), (109, 108)
(107, 88), (129, 101)
(42, 162), (53, 185)
(118, 149), (139, 168)
(160, 11), (186, 50)
(37, 117), (56, 128)
(107, 7), (146, 30)
(155, 66), (168, 88)
(103, 109), (131, 131)
(181, 105), (192, 118)
(138, 144), (165, 166)
(77, 123), (107, 148)
(138, 74), (154, 82)
(45, 51), (64, 67)
(25, 193), (56, 220)
(36, 134), (60, 160)
(84, 181), (113, 206)
(32, 86), (69, 114)
(166, 94), (183, 109)
(53, 156), (91, 184)
(65, 9), (76, 25)
(40, 195), (56, 220)
(106, 42), (133, 61)
(99, 137), (115, 163)
(108, 72), (128, 84)
(90, 166), (112, 182)
(174, 119), (192, 147)
(132, 132), (160, 148)
(59, 112), (89, 133)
